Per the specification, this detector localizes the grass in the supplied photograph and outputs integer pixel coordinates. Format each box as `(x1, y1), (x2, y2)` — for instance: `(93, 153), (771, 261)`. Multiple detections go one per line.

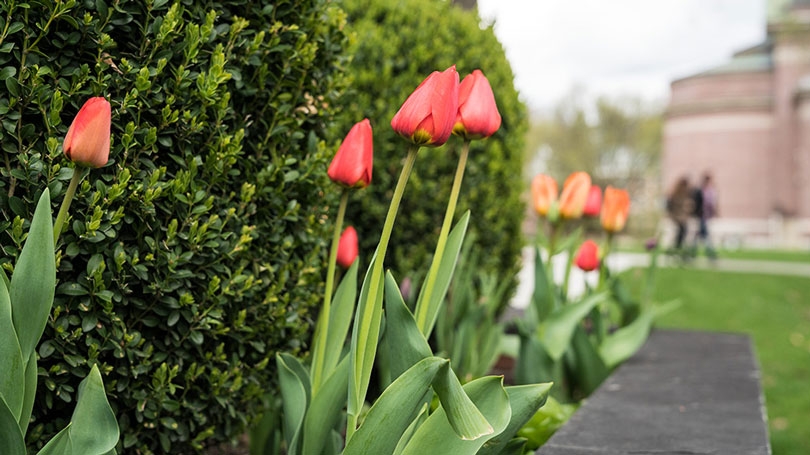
(622, 265), (810, 455)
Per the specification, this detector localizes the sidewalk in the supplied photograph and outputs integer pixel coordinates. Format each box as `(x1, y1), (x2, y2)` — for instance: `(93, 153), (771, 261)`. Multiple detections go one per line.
(509, 248), (810, 310)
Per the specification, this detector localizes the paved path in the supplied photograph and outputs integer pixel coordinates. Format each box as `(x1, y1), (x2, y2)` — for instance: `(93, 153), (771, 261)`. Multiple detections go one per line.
(510, 248), (810, 310)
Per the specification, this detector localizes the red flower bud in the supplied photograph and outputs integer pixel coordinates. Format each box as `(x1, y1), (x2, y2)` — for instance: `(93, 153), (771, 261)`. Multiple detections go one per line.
(336, 226), (359, 268)
(575, 240), (600, 272)
(391, 66), (459, 147)
(583, 185), (602, 217)
(453, 69), (501, 140)
(601, 186), (631, 233)
(559, 172), (592, 220)
(63, 97), (111, 168)
(328, 119), (373, 188)
(531, 174), (558, 217)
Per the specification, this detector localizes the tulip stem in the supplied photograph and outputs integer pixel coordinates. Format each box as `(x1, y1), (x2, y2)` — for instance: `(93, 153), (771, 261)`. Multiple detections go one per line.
(415, 140), (470, 337)
(53, 166), (85, 245)
(310, 189), (349, 395)
(347, 146), (418, 442)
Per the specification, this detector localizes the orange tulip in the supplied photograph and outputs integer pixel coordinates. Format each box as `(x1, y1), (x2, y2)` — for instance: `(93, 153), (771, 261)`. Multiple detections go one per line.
(453, 69), (501, 140)
(531, 174), (558, 217)
(63, 97), (111, 168)
(328, 119), (373, 188)
(391, 66), (459, 147)
(336, 226), (359, 268)
(575, 240), (600, 272)
(583, 185), (602, 217)
(600, 186), (631, 233)
(558, 172), (592, 219)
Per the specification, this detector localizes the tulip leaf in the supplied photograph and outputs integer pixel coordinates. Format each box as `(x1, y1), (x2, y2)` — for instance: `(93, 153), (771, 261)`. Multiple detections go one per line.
(0, 271), (24, 420)
(18, 354), (37, 434)
(322, 260), (358, 382)
(392, 403), (429, 455)
(302, 355), (350, 455)
(431, 360), (494, 441)
(0, 396), (26, 455)
(276, 353), (311, 455)
(10, 190), (55, 366)
(343, 357), (449, 455)
(37, 364), (118, 455)
(515, 335), (557, 386)
(399, 376), (511, 455)
(599, 310), (655, 369)
(382, 271), (432, 378)
(539, 291), (609, 360)
(568, 326), (609, 395)
(414, 210), (470, 337)
(477, 382), (553, 455)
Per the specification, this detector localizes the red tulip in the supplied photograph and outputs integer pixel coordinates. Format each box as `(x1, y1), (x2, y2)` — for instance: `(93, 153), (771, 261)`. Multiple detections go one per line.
(583, 185), (602, 217)
(601, 186), (631, 233)
(453, 69), (501, 140)
(575, 240), (600, 272)
(531, 174), (558, 217)
(63, 97), (111, 168)
(391, 66), (460, 147)
(328, 119), (373, 188)
(336, 226), (359, 268)
(558, 172), (592, 220)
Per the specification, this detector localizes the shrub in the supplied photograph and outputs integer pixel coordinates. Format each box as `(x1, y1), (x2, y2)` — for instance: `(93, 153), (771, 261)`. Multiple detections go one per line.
(338, 0), (528, 302)
(0, 0), (349, 452)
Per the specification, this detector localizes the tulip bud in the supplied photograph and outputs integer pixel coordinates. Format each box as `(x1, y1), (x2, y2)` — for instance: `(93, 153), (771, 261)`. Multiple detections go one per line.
(328, 119), (373, 188)
(63, 97), (111, 168)
(531, 174), (558, 217)
(583, 185), (602, 217)
(558, 172), (592, 220)
(453, 69), (501, 140)
(391, 66), (460, 147)
(336, 226), (359, 268)
(575, 240), (600, 272)
(600, 186), (631, 233)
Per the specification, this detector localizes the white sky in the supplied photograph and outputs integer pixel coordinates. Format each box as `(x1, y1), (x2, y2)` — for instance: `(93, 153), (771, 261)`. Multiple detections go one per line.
(477, 0), (767, 111)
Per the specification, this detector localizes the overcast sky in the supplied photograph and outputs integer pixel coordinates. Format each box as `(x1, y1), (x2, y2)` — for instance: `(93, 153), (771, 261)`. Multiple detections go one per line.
(476, 0), (767, 111)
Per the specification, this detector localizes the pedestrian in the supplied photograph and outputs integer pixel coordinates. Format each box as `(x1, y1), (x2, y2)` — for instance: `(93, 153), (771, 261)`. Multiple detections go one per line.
(693, 172), (718, 259)
(666, 176), (694, 257)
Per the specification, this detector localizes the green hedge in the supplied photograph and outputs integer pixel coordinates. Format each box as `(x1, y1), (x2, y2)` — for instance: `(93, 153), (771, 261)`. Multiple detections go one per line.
(338, 0), (528, 301)
(0, 1), (348, 453)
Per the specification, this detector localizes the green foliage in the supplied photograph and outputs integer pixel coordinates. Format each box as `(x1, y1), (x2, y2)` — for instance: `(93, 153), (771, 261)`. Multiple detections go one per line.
(0, 0), (349, 453)
(339, 0), (528, 295)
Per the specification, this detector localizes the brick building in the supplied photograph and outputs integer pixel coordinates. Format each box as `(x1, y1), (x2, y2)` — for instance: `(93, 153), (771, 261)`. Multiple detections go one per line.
(663, 0), (810, 248)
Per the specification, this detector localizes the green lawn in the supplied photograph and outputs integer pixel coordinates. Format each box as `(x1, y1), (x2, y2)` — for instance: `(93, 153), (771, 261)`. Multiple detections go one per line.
(622, 266), (810, 455)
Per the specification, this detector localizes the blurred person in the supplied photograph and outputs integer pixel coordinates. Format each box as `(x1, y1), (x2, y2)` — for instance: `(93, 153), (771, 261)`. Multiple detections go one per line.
(666, 176), (694, 255)
(692, 172), (718, 259)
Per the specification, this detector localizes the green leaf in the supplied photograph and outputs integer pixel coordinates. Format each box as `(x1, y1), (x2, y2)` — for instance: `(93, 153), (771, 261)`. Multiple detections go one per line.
(0, 271), (24, 420)
(539, 291), (608, 360)
(322, 260), (358, 382)
(37, 364), (119, 455)
(477, 382), (553, 455)
(382, 271), (432, 379)
(599, 310), (655, 369)
(276, 353), (310, 455)
(514, 336), (556, 392)
(399, 376), (511, 455)
(414, 210), (470, 338)
(302, 356), (349, 455)
(567, 326), (609, 395)
(431, 360), (494, 441)
(343, 357), (448, 455)
(530, 246), (553, 323)
(0, 396), (26, 455)
(10, 190), (55, 366)
(18, 354), (36, 434)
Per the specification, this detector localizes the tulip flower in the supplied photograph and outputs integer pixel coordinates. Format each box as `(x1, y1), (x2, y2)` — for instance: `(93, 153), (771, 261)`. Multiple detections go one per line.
(601, 186), (631, 233)
(531, 174), (558, 217)
(328, 119), (373, 188)
(575, 239), (600, 272)
(583, 185), (602, 217)
(453, 69), (501, 140)
(63, 97), (111, 168)
(391, 66), (459, 147)
(558, 172), (592, 220)
(336, 226), (359, 268)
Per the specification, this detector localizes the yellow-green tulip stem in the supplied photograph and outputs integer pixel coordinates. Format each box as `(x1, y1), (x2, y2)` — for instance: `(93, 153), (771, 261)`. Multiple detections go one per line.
(53, 166), (85, 245)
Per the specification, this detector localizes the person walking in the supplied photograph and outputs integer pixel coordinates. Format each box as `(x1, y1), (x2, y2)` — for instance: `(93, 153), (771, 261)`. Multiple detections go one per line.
(693, 172), (718, 259)
(666, 176), (694, 257)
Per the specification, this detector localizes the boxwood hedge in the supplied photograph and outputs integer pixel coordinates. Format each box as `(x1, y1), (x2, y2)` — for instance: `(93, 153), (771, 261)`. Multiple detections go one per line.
(0, 0), (348, 453)
(338, 0), (528, 303)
